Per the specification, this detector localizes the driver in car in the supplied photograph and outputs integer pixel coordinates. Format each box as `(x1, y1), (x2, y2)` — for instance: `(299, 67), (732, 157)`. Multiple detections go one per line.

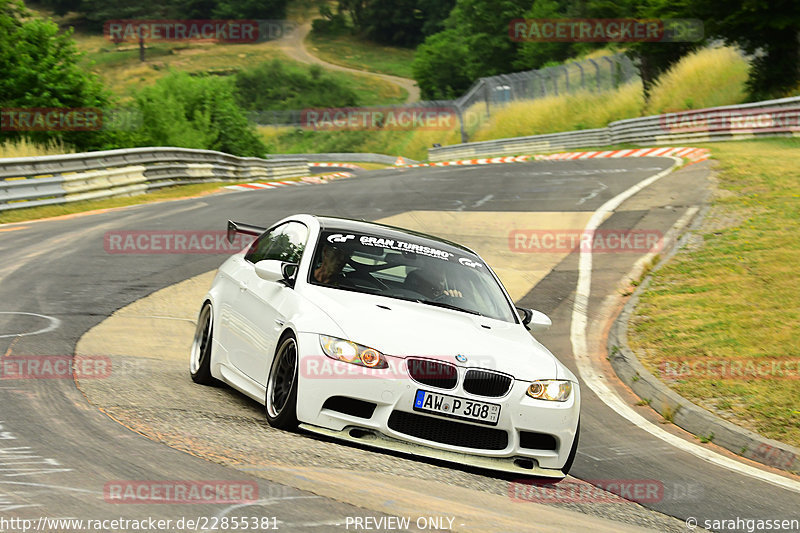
(404, 269), (462, 299)
(312, 244), (350, 285)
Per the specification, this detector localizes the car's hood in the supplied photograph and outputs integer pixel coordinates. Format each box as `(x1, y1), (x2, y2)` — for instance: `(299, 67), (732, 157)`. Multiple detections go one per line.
(299, 286), (558, 380)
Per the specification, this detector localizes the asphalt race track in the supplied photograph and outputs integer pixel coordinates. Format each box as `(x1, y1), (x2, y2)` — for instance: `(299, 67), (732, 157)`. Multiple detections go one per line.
(0, 159), (798, 533)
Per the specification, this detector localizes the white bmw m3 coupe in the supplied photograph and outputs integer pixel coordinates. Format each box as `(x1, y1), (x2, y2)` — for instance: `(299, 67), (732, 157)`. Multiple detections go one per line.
(190, 214), (580, 477)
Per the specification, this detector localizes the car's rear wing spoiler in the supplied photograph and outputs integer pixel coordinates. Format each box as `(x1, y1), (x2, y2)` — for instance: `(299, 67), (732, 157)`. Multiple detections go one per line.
(227, 220), (266, 244)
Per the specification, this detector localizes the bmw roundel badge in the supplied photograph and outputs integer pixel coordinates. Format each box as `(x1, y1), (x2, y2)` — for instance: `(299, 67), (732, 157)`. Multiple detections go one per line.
(455, 354), (468, 363)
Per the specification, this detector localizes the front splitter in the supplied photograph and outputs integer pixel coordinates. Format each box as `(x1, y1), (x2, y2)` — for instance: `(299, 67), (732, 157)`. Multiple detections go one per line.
(299, 423), (565, 478)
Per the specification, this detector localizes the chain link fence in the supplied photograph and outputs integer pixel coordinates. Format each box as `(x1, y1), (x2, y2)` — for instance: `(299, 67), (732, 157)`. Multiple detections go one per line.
(253, 53), (639, 143)
(455, 53), (637, 111)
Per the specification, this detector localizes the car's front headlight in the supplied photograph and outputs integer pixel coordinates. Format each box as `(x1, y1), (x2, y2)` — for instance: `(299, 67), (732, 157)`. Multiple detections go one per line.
(526, 380), (573, 402)
(319, 335), (387, 369)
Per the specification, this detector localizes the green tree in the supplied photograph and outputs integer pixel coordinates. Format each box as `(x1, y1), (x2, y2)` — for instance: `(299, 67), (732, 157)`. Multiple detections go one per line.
(622, 0), (701, 100)
(212, 0), (289, 20)
(0, 0), (111, 150)
(693, 0), (800, 99)
(77, 0), (174, 32)
(512, 0), (584, 70)
(412, 29), (473, 98)
(314, 0), (455, 47)
(360, 0), (456, 47)
(412, 0), (530, 98)
(135, 72), (266, 156)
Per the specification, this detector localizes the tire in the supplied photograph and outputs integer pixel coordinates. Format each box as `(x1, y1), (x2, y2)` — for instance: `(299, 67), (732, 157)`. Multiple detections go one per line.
(265, 333), (299, 430)
(560, 419), (580, 476)
(190, 302), (217, 385)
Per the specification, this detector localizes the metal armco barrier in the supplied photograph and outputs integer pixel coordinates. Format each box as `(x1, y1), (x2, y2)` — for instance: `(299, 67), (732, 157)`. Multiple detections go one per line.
(428, 95), (800, 161)
(427, 129), (610, 161)
(267, 153), (419, 165)
(0, 147), (307, 212)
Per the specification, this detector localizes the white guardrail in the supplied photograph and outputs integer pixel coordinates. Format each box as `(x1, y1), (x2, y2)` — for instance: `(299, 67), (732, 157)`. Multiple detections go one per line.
(428, 95), (800, 161)
(267, 153), (419, 165)
(0, 147), (307, 212)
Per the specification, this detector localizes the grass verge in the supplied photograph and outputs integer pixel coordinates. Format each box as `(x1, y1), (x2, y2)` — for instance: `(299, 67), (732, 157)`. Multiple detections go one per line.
(259, 125), (462, 162)
(306, 32), (416, 79)
(0, 182), (232, 225)
(628, 138), (800, 448)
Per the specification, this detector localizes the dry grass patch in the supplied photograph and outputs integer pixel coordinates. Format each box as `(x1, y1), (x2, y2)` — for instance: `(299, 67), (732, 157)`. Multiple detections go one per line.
(0, 139), (74, 158)
(470, 82), (644, 141)
(645, 46), (750, 114)
(629, 138), (800, 447)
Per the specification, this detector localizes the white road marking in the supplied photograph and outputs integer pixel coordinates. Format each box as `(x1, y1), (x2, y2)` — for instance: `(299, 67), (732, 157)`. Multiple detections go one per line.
(0, 312), (61, 338)
(0, 481), (100, 494)
(570, 157), (800, 494)
(576, 181), (607, 206)
(472, 194), (494, 208)
(118, 314), (196, 323)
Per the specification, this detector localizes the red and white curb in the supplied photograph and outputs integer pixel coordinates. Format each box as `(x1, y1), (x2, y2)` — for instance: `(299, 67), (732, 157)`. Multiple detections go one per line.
(402, 155), (530, 168)
(223, 172), (353, 192)
(396, 147), (710, 169)
(309, 162), (363, 170)
(532, 146), (710, 164)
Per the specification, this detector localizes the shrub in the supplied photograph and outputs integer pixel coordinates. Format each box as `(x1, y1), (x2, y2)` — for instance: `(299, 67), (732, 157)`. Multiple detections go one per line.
(234, 60), (361, 111)
(135, 72), (266, 156)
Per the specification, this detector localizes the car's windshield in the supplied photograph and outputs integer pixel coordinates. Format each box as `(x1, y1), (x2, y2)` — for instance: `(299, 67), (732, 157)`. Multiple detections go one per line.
(308, 229), (518, 323)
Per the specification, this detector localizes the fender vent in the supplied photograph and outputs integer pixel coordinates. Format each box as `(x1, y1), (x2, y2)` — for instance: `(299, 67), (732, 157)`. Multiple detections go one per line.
(322, 396), (377, 419)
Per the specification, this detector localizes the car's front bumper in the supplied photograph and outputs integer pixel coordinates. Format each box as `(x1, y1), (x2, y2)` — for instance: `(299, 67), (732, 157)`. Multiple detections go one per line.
(295, 333), (580, 475)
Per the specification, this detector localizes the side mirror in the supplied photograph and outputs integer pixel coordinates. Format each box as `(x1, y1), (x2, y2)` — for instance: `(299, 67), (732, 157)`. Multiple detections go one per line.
(517, 307), (552, 332)
(254, 260), (298, 285)
(254, 260), (284, 282)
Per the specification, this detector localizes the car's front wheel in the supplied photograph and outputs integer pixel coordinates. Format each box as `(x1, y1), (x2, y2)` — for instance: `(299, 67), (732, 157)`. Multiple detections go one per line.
(190, 302), (218, 385)
(265, 333), (299, 429)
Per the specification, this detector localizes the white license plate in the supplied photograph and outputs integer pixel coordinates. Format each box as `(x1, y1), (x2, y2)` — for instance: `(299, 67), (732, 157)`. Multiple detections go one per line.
(413, 390), (500, 426)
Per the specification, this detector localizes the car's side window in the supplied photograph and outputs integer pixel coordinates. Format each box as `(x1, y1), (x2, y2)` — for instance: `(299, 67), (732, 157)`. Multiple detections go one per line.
(268, 222), (309, 263)
(244, 224), (285, 264)
(244, 222), (308, 264)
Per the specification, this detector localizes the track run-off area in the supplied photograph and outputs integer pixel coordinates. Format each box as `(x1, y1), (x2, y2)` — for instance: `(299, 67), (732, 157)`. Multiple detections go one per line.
(0, 156), (797, 533)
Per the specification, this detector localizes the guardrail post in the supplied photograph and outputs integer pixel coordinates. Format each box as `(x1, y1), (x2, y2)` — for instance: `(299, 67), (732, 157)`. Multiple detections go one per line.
(483, 80), (491, 118)
(603, 56), (616, 87)
(576, 62), (585, 90)
(588, 58), (600, 91)
(455, 104), (469, 144)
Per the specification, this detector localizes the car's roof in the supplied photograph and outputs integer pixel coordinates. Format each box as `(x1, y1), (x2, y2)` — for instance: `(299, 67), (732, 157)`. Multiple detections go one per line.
(313, 215), (475, 255)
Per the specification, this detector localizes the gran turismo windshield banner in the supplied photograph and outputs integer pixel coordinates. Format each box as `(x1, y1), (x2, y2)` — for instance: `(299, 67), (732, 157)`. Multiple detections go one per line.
(324, 231), (485, 268)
